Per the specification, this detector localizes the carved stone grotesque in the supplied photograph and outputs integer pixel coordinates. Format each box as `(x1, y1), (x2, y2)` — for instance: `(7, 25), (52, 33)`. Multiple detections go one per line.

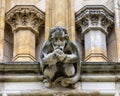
(40, 26), (80, 88)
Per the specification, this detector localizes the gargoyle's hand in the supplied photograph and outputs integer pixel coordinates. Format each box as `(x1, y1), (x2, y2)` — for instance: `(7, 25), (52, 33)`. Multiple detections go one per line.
(55, 49), (66, 61)
(43, 51), (58, 66)
(47, 54), (58, 67)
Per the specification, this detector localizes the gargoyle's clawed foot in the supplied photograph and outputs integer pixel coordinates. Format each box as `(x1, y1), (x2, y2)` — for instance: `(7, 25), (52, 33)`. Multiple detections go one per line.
(71, 83), (78, 89)
(43, 79), (52, 88)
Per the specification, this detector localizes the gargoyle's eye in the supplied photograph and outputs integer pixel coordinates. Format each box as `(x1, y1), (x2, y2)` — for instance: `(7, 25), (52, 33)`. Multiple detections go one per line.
(60, 37), (64, 41)
(55, 38), (58, 41)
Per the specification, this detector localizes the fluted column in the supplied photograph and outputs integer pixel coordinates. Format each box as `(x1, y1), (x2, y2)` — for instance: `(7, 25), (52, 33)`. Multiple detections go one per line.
(114, 0), (120, 62)
(0, 0), (5, 62)
(76, 6), (114, 62)
(45, 0), (75, 41)
(6, 5), (45, 62)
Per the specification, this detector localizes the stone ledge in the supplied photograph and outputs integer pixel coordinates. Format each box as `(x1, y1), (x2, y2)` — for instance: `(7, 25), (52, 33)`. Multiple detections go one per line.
(0, 74), (119, 82)
(0, 62), (117, 96)
(0, 75), (43, 82)
(0, 62), (40, 73)
(81, 75), (115, 82)
(81, 62), (117, 74)
(0, 62), (118, 82)
(2, 83), (115, 96)
(0, 62), (119, 73)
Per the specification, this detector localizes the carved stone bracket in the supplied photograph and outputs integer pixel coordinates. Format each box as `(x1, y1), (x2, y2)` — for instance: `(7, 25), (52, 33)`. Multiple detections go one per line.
(75, 5), (114, 62)
(5, 5), (45, 62)
(75, 5), (114, 35)
(5, 5), (45, 35)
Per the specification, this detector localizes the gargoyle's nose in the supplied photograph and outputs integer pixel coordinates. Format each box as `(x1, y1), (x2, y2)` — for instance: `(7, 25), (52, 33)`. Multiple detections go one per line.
(56, 39), (62, 44)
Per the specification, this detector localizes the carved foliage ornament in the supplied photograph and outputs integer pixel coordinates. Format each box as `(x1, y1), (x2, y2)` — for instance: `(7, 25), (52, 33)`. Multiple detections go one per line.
(75, 6), (114, 34)
(40, 26), (80, 88)
(75, 6), (114, 23)
(5, 5), (45, 32)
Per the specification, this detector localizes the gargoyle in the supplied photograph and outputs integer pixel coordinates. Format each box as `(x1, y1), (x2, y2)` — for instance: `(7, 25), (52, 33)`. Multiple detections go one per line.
(40, 26), (80, 88)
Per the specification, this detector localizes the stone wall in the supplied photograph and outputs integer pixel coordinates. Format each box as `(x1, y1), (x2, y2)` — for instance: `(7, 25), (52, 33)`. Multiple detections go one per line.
(107, 26), (117, 61)
(35, 26), (45, 61)
(75, 0), (114, 12)
(4, 23), (13, 62)
(5, 0), (45, 12)
(3, 0), (117, 62)
(0, 0), (120, 95)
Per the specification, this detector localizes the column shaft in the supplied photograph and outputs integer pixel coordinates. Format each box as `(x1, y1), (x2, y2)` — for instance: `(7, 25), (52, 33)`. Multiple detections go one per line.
(6, 5), (45, 62)
(13, 29), (35, 61)
(45, 0), (75, 41)
(75, 6), (114, 62)
(0, 0), (5, 62)
(114, 0), (120, 61)
(85, 30), (107, 62)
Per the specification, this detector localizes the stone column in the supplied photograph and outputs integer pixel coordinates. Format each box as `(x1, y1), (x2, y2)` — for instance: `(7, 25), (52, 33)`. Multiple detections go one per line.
(45, 0), (75, 41)
(75, 6), (114, 62)
(0, 0), (5, 62)
(6, 5), (45, 62)
(114, 0), (120, 62)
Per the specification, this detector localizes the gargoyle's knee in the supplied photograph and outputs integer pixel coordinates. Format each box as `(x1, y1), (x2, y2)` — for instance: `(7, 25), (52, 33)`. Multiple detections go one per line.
(64, 64), (75, 77)
(44, 66), (57, 79)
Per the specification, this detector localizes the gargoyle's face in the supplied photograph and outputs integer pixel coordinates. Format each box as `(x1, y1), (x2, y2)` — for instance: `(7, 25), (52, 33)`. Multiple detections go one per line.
(51, 30), (67, 50)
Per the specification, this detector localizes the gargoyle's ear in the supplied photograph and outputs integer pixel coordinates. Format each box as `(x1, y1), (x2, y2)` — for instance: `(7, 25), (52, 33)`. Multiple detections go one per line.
(48, 27), (55, 41)
(65, 34), (69, 41)
(62, 28), (69, 38)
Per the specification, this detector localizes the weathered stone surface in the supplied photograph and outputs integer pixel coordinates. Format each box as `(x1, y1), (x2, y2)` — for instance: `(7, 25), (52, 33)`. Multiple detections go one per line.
(0, 62), (117, 95)
(45, 0), (75, 41)
(75, 5), (114, 62)
(0, 0), (5, 62)
(40, 26), (80, 88)
(5, 5), (45, 62)
(0, 0), (120, 96)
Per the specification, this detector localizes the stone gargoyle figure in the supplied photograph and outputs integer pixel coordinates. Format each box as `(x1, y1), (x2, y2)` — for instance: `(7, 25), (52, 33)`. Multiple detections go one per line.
(40, 26), (80, 88)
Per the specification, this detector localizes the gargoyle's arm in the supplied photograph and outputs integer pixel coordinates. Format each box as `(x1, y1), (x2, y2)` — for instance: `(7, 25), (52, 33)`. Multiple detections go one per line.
(42, 52), (57, 66)
(63, 53), (78, 63)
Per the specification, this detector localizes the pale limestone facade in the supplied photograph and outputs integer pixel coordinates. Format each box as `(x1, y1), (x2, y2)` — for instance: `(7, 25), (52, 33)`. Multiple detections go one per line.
(0, 0), (120, 96)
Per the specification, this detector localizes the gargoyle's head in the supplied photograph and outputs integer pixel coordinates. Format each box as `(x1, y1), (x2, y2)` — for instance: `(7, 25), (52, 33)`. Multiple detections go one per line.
(49, 26), (69, 50)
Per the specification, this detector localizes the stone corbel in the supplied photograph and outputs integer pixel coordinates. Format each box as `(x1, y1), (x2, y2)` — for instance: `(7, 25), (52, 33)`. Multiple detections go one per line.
(5, 5), (45, 62)
(6, 5), (45, 36)
(75, 5), (114, 35)
(75, 5), (114, 62)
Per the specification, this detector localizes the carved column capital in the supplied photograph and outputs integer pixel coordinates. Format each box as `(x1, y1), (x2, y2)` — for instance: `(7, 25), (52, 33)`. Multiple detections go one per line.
(75, 5), (114, 62)
(5, 5), (45, 62)
(75, 5), (114, 35)
(5, 5), (45, 35)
